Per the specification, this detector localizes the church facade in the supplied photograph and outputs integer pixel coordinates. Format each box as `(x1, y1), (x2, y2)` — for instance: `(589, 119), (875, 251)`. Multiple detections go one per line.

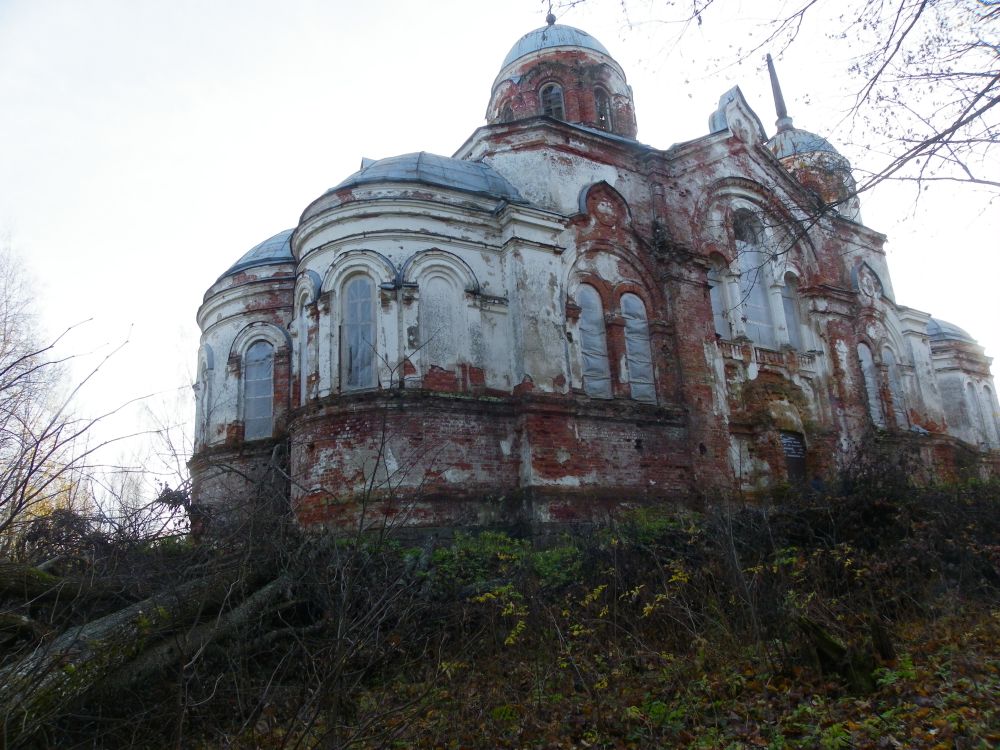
(191, 20), (1000, 529)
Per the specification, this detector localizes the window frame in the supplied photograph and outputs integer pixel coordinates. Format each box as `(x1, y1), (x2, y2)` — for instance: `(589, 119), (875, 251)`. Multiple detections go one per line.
(341, 274), (378, 391)
(539, 82), (565, 120)
(243, 339), (275, 441)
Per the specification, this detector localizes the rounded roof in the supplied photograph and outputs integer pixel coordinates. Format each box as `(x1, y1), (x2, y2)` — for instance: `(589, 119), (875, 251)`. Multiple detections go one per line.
(219, 229), (294, 279)
(768, 128), (842, 160)
(326, 152), (526, 204)
(927, 318), (977, 344)
(500, 23), (611, 69)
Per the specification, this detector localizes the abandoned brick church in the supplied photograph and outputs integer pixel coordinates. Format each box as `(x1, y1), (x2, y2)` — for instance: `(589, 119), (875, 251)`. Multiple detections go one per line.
(191, 18), (1000, 528)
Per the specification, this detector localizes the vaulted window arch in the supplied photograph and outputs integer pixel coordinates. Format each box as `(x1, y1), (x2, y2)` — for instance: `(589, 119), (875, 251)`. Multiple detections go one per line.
(577, 284), (612, 398)
(621, 293), (655, 403)
(244, 340), (274, 440)
(342, 275), (376, 390)
(540, 83), (565, 120)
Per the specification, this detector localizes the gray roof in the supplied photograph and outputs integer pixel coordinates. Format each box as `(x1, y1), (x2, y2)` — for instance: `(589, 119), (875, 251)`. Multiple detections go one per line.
(328, 152), (526, 204)
(220, 229), (294, 279)
(927, 318), (977, 344)
(501, 24), (611, 69)
(768, 128), (842, 159)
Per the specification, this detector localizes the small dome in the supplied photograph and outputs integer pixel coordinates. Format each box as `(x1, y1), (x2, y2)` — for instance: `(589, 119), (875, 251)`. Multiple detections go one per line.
(220, 229), (294, 279)
(500, 24), (611, 70)
(768, 128), (841, 159)
(927, 318), (977, 344)
(327, 152), (526, 204)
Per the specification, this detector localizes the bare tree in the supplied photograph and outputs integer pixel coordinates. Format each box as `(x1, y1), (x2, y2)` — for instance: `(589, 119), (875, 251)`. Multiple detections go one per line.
(559, 0), (999, 196)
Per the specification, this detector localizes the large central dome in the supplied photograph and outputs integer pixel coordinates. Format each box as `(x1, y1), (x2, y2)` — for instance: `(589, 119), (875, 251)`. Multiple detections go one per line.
(500, 24), (611, 69)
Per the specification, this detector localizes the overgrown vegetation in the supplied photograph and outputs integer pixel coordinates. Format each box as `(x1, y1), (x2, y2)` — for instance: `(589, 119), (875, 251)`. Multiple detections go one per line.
(1, 466), (998, 748)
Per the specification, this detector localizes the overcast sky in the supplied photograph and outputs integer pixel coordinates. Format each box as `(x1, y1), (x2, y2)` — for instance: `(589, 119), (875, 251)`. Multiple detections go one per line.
(1, 0), (996, 472)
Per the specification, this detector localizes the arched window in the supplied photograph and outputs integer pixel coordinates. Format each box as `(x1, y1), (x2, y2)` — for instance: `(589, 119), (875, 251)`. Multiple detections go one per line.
(594, 88), (612, 131)
(500, 103), (514, 123)
(195, 360), (212, 446)
(707, 264), (732, 339)
(297, 296), (309, 406)
(857, 343), (885, 428)
(621, 293), (655, 403)
(882, 347), (908, 429)
(781, 273), (802, 349)
(342, 276), (376, 390)
(577, 284), (611, 398)
(244, 340), (274, 440)
(735, 216), (776, 348)
(540, 83), (565, 120)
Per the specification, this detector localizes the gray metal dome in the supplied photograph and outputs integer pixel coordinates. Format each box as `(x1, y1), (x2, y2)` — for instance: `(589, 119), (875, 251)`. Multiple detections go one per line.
(500, 24), (611, 69)
(768, 128), (841, 160)
(927, 318), (977, 344)
(219, 229), (294, 279)
(328, 152), (526, 204)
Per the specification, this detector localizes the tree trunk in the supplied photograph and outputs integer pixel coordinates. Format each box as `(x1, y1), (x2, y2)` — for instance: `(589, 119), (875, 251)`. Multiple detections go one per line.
(0, 566), (268, 747)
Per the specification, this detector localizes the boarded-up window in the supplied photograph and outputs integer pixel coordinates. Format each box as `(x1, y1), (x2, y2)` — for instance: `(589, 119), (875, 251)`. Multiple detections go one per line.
(781, 274), (802, 349)
(621, 293), (655, 403)
(708, 266), (731, 339)
(244, 341), (274, 440)
(594, 88), (612, 131)
(420, 276), (458, 370)
(883, 347), (908, 429)
(540, 83), (565, 120)
(343, 276), (376, 390)
(780, 431), (807, 483)
(578, 285), (611, 398)
(857, 343), (885, 427)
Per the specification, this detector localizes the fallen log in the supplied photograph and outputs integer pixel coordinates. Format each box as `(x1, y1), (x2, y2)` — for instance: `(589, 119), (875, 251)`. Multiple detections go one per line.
(0, 565), (268, 747)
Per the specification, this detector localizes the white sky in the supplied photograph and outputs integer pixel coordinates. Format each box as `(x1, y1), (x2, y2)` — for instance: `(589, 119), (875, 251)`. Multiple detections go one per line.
(1, 0), (996, 474)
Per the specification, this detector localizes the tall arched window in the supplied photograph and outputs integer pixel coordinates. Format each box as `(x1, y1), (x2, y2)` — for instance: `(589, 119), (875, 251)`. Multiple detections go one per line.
(594, 88), (612, 131)
(621, 293), (655, 403)
(577, 284), (611, 398)
(707, 265), (732, 339)
(500, 103), (514, 123)
(781, 273), (802, 349)
(343, 276), (376, 390)
(857, 343), (885, 428)
(882, 347), (908, 429)
(540, 83), (565, 120)
(244, 340), (274, 440)
(735, 216), (776, 348)
(196, 359), (212, 446)
(297, 297), (309, 406)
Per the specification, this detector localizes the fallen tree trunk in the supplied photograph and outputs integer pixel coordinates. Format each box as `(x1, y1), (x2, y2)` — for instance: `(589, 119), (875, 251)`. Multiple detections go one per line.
(0, 565), (270, 747)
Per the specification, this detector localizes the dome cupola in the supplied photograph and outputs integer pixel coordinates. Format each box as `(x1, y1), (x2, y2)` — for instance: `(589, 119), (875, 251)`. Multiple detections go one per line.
(765, 55), (861, 221)
(487, 16), (638, 138)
